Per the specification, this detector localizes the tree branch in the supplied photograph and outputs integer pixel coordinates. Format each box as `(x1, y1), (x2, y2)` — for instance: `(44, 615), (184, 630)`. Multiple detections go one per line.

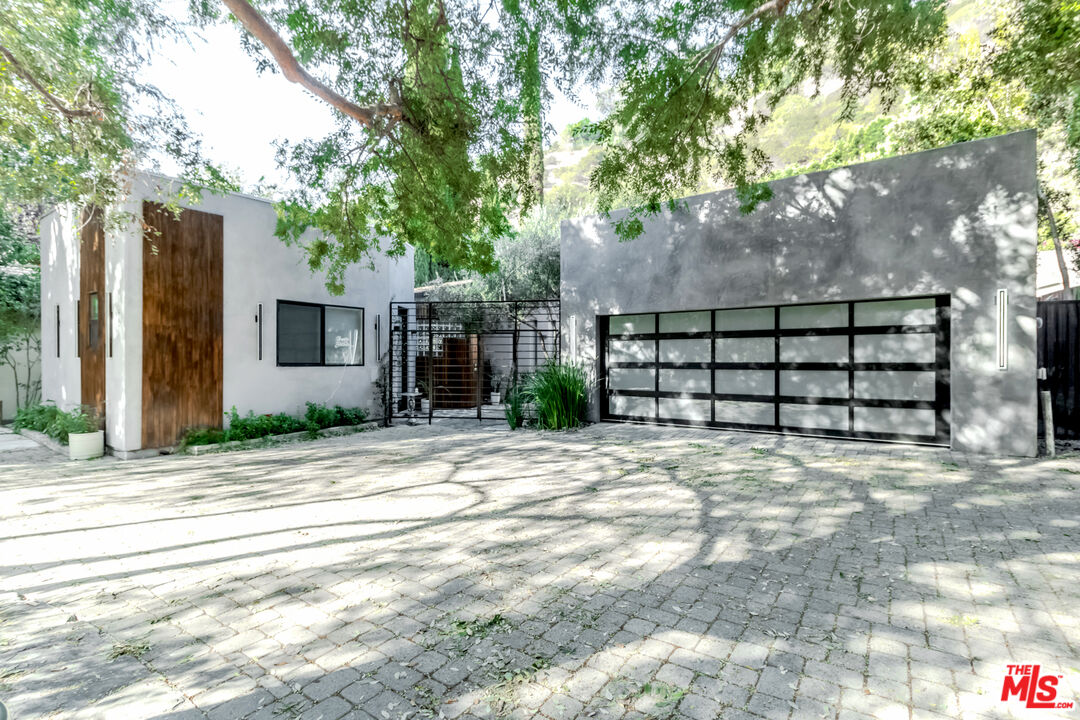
(0, 44), (99, 120)
(687, 0), (800, 79)
(219, 0), (406, 131)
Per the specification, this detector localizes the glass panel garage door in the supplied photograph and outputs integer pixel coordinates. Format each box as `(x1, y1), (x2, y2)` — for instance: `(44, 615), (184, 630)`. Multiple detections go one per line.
(601, 295), (950, 445)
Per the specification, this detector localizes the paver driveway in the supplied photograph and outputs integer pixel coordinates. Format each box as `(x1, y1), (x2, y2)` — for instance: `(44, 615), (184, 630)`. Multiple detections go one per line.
(1, 422), (1078, 720)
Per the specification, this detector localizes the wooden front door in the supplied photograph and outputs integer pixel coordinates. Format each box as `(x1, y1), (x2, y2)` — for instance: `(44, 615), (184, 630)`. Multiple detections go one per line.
(141, 202), (224, 448)
(80, 208), (106, 418)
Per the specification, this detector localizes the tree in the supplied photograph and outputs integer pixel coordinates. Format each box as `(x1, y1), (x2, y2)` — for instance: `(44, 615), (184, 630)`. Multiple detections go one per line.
(572, 0), (950, 236)
(422, 190), (584, 302)
(995, 0), (1079, 177)
(2, 0), (979, 293)
(768, 29), (1033, 175)
(211, 0), (576, 293)
(0, 1), (236, 215)
(0, 207), (41, 411)
(762, 14), (1079, 287)
(211, 0), (957, 289)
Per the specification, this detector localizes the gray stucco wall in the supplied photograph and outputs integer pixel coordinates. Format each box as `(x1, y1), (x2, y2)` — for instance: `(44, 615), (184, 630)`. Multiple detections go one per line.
(561, 131), (1038, 456)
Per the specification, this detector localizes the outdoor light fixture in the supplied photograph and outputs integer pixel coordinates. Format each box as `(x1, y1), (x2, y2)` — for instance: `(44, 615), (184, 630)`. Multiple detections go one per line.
(995, 288), (1008, 370)
(255, 303), (263, 360)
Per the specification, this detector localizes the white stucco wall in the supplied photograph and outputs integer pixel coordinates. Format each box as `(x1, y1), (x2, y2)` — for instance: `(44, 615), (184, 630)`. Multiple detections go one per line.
(40, 174), (414, 452)
(39, 207), (81, 413)
(0, 332), (40, 420)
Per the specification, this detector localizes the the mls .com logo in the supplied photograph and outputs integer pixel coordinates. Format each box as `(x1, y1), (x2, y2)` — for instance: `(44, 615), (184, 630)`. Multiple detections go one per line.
(1001, 665), (1074, 709)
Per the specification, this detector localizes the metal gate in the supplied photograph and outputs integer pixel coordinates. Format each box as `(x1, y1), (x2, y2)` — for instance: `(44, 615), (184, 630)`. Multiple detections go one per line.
(1038, 300), (1080, 439)
(600, 294), (951, 445)
(388, 300), (559, 423)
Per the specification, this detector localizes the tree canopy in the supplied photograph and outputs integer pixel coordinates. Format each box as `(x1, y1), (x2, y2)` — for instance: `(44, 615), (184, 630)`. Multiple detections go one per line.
(3, 0), (1076, 293)
(0, 0), (236, 214)
(763, 1), (1080, 252)
(199, 0), (960, 290)
(572, 0), (949, 232)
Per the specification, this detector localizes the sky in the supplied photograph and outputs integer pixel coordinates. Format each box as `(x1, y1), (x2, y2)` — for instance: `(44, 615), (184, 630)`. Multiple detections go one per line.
(141, 16), (597, 192)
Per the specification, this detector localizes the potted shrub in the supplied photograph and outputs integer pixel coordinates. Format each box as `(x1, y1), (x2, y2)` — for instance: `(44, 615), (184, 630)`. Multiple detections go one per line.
(490, 371), (504, 405)
(59, 407), (104, 460)
(415, 383), (431, 415)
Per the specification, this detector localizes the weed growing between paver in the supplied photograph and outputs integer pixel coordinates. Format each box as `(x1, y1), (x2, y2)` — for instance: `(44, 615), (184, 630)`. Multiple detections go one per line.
(581, 676), (687, 718)
(108, 639), (150, 660)
(442, 614), (511, 639)
(481, 657), (551, 716)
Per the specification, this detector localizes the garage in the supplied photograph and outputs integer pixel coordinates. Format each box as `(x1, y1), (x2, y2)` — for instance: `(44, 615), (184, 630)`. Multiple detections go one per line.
(600, 295), (951, 444)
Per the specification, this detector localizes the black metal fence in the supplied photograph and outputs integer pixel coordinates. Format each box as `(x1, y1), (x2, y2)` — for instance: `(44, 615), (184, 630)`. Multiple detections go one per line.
(388, 300), (560, 423)
(1038, 300), (1080, 439)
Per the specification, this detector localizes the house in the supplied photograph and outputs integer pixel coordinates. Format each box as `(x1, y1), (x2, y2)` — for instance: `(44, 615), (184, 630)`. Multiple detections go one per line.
(40, 173), (413, 457)
(561, 131), (1039, 456)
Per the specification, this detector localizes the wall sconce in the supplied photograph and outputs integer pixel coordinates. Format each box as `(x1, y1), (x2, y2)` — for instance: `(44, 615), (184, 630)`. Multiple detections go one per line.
(255, 303), (263, 360)
(995, 288), (1008, 370)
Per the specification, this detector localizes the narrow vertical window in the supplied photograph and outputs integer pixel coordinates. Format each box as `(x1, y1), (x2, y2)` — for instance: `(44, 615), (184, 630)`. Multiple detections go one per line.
(89, 293), (100, 349)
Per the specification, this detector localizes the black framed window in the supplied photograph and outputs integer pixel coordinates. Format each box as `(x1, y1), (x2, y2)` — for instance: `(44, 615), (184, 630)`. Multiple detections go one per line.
(277, 300), (364, 366)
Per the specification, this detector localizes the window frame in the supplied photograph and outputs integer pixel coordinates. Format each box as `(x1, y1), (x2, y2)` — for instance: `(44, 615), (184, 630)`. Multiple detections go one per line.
(276, 299), (365, 367)
(88, 292), (100, 350)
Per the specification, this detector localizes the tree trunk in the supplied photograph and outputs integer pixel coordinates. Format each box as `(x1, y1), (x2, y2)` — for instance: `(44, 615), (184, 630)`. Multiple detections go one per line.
(4, 353), (22, 411)
(1039, 185), (1072, 296)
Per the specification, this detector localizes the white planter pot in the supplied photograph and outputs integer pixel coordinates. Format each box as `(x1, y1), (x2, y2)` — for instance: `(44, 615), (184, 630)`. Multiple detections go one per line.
(69, 430), (104, 460)
(420, 399), (430, 414)
(490, 392), (501, 404)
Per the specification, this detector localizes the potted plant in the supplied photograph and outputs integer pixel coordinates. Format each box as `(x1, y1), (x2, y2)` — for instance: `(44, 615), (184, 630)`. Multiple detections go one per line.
(490, 371), (504, 405)
(416, 382), (431, 415)
(62, 407), (104, 460)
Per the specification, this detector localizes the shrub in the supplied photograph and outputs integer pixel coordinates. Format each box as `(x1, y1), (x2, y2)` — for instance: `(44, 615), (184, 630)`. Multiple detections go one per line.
(13, 403), (62, 434)
(14, 403), (97, 444)
(225, 407), (262, 440)
(522, 363), (589, 430)
(305, 401), (338, 430)
(180, 403), (368, 447)
(333, 405), (367, 426)
(47, 407), (98, 442)
(269, 413), (305, 435)
(181, 427), (228, 446)
(504, 382), (527, 430)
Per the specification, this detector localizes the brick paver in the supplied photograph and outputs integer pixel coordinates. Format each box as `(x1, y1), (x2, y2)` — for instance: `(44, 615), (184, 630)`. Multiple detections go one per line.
(1, 421), (1078, 719)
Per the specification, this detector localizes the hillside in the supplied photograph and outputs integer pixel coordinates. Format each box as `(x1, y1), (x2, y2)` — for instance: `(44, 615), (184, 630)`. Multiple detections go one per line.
(543, 0), (991, 199)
